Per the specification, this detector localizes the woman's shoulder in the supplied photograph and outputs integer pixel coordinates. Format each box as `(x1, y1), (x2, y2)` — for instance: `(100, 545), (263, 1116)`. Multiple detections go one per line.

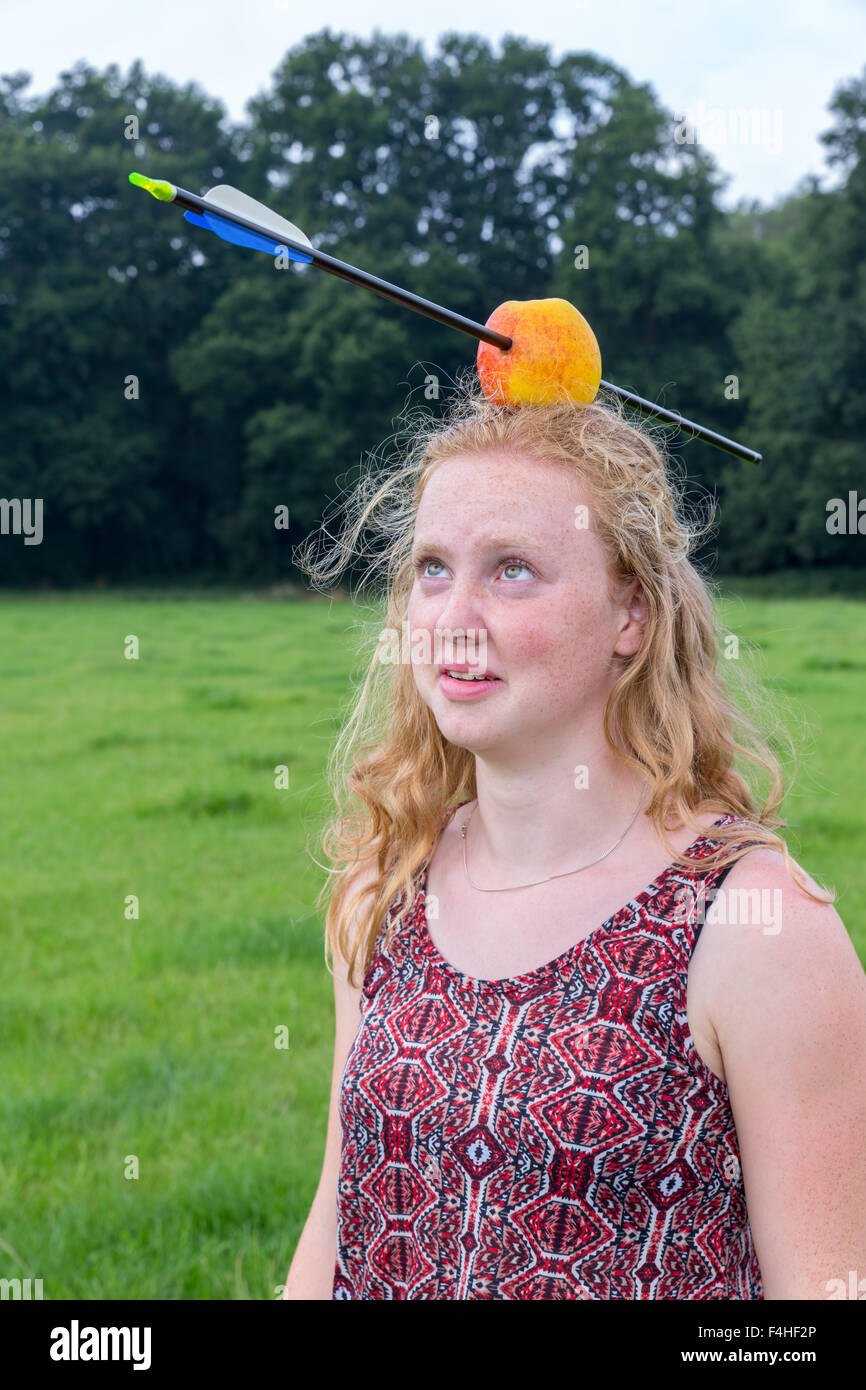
(696, 827), (847, 981)
(703, 817), (831, 903)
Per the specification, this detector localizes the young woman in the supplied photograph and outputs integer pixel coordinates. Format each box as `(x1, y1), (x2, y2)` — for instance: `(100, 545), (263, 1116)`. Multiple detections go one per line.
(283, 385), (866, 1300)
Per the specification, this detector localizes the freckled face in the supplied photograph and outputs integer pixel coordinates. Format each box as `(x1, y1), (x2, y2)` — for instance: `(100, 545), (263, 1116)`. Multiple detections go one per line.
(407, 451), (628, 753)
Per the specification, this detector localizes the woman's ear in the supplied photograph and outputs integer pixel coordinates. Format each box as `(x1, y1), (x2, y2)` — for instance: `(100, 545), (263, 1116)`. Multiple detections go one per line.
(613, 577), (648, 659)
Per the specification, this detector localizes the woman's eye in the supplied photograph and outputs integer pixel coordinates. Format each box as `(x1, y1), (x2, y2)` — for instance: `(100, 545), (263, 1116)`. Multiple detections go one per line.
(415, 557), (534, 580)
(418, 559), (445, 578)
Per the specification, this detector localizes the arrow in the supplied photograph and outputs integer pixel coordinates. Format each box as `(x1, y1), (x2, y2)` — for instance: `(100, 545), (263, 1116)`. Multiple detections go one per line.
(129, 172), (762, 464)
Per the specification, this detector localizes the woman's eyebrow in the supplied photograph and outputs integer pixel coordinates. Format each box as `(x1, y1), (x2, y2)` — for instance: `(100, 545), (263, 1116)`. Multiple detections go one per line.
(411, 536), (539, 558)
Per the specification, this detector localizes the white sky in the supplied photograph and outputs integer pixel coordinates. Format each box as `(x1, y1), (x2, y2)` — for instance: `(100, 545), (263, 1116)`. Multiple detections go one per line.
(4, 0), (864, 208)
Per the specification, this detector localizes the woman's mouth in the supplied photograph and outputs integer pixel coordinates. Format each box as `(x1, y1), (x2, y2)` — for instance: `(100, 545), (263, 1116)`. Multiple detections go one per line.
(439, 669), (503, 698)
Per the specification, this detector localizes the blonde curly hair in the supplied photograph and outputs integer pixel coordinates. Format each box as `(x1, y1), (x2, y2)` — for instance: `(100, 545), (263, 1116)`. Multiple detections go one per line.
(294, 374), (833, 989)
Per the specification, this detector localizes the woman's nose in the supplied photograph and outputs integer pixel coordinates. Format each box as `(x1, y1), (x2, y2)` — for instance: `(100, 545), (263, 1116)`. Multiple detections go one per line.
(433, 595), (487, 651)
(431, 571), (485, 624)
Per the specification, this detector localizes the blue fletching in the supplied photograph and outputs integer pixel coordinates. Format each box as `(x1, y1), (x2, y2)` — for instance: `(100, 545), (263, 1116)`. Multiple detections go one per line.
(183, 208), (313, 262)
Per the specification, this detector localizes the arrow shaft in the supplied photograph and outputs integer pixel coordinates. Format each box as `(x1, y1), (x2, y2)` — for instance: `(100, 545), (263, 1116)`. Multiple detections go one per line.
(170, 183), (512, 349)
(598, 380), (762, 464)
(168, 182), (761, 464)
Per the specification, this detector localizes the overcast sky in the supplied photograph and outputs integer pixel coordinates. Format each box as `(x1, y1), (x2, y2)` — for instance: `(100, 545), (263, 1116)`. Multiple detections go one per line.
(4, 0), (863, 208)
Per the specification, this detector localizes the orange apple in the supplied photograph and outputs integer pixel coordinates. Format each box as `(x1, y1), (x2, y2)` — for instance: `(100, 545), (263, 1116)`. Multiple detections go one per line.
(476, 297), (601, 407)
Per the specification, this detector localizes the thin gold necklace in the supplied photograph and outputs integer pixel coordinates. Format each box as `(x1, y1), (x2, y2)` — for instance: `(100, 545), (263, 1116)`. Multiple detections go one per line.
(460, 783), (648, 892)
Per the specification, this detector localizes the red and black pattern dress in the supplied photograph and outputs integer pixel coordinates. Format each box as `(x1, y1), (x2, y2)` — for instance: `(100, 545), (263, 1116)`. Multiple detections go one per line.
(332, 808), (764, 1299)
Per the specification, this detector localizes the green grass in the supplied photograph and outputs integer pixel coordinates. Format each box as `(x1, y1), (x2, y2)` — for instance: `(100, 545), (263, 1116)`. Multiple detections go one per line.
(0, 588), (863, 1298)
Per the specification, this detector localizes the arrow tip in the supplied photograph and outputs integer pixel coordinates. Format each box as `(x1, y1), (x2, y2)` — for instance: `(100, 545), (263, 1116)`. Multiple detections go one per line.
(129, 171), (176, 202)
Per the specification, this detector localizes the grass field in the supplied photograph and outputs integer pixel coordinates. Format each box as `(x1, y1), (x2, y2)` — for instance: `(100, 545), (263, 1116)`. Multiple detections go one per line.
(1, 588), (864, 1298)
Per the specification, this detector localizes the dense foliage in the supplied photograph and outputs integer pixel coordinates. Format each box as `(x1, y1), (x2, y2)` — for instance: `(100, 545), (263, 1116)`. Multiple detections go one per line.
(1, 33), (863, 585)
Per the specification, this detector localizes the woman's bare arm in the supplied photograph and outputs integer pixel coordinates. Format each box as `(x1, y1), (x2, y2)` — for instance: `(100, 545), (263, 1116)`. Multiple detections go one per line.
(282, 862), (374, 1299)
(705, 849), (866, 1299)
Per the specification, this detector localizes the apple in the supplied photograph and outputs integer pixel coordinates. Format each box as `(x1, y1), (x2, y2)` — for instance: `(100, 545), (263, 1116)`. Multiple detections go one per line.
(476, 297), (602, 407)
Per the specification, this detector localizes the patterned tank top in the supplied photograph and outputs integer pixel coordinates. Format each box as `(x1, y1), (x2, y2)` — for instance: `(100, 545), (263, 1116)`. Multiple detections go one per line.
(333, 807), (764, 1300)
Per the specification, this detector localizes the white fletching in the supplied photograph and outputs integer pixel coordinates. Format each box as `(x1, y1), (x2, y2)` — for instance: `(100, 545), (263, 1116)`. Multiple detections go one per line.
(205, 184), (313, 251)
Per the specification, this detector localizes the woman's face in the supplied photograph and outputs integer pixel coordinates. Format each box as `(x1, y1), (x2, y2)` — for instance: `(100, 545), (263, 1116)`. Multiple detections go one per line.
(407, 450), (646, 756)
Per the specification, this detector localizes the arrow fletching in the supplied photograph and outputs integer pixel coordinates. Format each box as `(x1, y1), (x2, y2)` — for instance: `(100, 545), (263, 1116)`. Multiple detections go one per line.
(182, 208), (308, 258)
(185, 184), (313, 262)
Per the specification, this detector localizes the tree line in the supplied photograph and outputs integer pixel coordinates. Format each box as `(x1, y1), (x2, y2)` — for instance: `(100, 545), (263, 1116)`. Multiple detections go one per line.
(0, 31), (863, 587)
